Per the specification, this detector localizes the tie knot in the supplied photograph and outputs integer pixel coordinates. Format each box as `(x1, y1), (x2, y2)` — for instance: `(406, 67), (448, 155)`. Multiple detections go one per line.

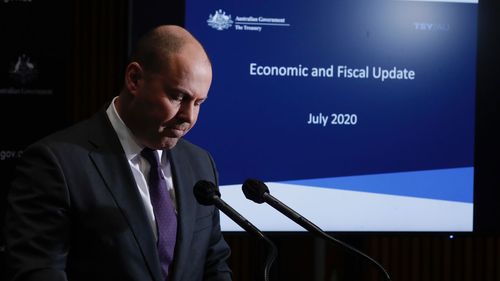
(141, 148), (160, 168)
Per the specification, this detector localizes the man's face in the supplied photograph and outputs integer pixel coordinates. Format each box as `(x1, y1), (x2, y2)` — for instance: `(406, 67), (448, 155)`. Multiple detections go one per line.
(129, 46), (212, 149)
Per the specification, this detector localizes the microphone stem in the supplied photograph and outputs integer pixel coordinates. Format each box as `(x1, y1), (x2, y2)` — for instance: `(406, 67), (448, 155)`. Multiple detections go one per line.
(214, 198), (277, 281)
(263, 193), (391, 281)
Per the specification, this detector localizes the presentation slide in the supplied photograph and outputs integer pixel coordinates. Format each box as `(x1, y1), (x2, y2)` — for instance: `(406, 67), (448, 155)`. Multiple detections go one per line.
(185, 0), (477, 232)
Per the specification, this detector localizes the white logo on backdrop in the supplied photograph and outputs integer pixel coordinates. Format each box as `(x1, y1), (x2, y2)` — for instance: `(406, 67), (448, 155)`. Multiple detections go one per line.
(206, 9), (290, 32)
(9, 54), (37, 85)
(0, 54), (52, 95)
(207, 9), (234, 31)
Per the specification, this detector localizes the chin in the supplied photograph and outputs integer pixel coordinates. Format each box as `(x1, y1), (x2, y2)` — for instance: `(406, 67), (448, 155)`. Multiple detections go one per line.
(143, 135), (180, 150)
(158, 138), (180, 150)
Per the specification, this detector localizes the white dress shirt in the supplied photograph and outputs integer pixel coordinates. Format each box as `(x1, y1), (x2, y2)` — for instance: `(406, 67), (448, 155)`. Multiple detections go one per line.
(106, 97), (177, 240)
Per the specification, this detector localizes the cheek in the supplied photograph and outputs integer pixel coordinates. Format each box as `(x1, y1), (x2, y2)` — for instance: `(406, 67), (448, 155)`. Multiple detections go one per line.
(150, 99), (178, 122)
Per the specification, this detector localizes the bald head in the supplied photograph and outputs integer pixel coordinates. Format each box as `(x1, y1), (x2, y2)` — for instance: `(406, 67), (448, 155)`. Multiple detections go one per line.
(130, 25), (210, 74)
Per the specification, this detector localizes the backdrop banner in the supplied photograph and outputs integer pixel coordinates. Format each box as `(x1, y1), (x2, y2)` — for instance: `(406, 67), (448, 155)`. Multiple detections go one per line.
(0, 0), (70, 250)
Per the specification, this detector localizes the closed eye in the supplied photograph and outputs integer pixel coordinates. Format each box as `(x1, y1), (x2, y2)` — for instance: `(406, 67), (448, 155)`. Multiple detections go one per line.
(195, 99), (206, 106)
(169, 92), (185, 103)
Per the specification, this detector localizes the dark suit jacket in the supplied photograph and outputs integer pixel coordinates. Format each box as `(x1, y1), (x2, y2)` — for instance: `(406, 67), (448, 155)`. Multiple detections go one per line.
(4, 110), (232, 281)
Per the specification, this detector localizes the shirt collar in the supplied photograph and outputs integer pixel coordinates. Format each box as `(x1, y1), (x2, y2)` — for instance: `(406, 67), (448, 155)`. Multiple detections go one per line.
(106, 97), (165, 165)
(106, 97), (144, 163)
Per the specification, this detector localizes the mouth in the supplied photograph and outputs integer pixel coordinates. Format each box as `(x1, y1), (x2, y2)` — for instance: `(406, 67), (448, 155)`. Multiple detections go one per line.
(163, 126), (188, 137)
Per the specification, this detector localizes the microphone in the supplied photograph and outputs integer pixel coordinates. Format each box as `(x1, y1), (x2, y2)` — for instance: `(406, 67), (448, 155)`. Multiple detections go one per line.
(194, 180), (277, 281)
(242, 179), (392, 281)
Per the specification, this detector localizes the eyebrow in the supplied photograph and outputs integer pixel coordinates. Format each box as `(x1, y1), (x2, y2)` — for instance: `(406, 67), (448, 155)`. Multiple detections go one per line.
(165, 85), (191, 96)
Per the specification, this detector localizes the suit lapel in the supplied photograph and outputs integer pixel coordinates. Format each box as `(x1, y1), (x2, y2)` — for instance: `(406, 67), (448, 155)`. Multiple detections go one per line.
(168, 145), (197, 281)
(87, 112), (163, 281)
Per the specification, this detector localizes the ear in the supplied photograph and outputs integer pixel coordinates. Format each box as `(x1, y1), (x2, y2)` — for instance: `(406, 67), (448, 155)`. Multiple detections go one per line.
(124, 62), (143, 95)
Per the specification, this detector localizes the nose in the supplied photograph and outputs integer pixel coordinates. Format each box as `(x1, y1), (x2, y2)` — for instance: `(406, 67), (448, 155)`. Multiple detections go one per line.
(177, 101), (197, 125)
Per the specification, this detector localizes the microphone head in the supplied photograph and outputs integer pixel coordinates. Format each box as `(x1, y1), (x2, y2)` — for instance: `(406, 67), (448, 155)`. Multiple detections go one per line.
(193, 180), (221, 206)
(242, 179), (269, 204)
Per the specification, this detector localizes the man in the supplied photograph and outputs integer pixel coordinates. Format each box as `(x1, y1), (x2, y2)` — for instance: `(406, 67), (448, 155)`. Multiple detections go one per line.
(4, 25), (232, 281)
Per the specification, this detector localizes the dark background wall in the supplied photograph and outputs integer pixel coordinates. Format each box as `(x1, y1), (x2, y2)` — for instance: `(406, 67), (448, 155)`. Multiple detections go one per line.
(1, 0), (499, 280)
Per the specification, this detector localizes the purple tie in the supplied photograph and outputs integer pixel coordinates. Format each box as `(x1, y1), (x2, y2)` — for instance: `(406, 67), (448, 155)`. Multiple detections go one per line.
(141, 148), (177, 280)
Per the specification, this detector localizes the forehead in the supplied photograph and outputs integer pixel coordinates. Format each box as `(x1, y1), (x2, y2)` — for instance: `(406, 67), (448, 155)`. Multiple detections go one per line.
(155, 48), (212, 97)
